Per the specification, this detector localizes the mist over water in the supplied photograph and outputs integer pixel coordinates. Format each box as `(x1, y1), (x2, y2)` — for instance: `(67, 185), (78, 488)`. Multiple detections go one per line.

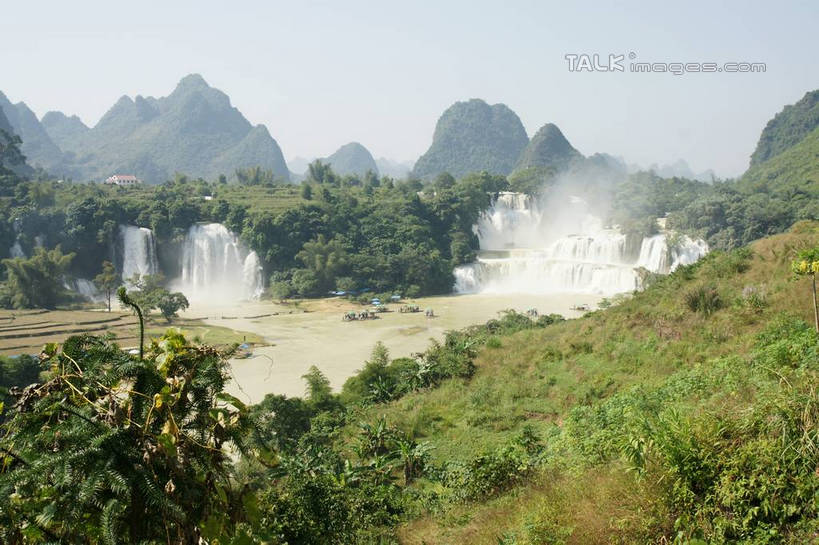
(453, 191), (708, 296)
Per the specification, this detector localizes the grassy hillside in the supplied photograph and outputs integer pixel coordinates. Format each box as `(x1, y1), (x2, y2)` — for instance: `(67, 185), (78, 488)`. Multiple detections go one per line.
(339, 221), (819, 544)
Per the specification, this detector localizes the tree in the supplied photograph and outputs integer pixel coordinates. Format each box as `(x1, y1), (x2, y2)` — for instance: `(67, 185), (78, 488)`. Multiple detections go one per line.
(93, 260), (119, 312)
(0, 129), (25, 172)
(792, 248), (819, 332)
(1, 246), (74, 309)
(301, 183), (313, 200)
(124, 273), (166, 312)
(296, 235), (348, 293)
(0, 332), (252, 543)
(157, 291), (190, 322)
(124, 274), (189, 322)
(434, 172), (455, 190)
(269, 279), (295, 301)
(290, 269), (321, 297)
(302, 365), (334, 409)
(335, 276), (357, 293)
(236, 166), (276, 186)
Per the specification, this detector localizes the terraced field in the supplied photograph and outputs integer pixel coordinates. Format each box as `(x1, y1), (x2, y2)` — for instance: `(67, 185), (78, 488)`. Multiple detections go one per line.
(0, 309), (264, 355)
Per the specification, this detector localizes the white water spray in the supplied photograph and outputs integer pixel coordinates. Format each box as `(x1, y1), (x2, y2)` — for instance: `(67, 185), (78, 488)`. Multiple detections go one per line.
(453, 192), (708, 295)
(176, 223), (263, 302)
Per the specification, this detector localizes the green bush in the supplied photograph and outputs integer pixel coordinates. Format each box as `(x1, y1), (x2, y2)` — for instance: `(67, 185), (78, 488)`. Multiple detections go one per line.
(684, 284), (722, 315)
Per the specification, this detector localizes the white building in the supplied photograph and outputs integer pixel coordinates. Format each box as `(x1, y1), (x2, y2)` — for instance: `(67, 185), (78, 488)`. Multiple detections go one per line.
(104, 174), (141, 186)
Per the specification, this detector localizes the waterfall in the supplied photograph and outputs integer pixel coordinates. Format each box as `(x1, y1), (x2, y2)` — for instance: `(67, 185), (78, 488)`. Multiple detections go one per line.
(9, 240), (24, 258)
(453, 192), (708, 295)
(176, 223), (263, 302)
(63, 278), (102, 301)
(119, 225), (159, 282)
(636, 235), (669, 273)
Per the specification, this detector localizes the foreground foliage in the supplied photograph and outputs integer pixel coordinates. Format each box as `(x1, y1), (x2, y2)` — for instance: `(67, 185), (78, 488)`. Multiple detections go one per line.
(4, 225), (819, 544)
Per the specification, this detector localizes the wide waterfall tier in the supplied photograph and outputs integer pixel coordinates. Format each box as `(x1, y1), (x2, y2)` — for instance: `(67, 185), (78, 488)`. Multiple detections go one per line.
(119, 225), (159, 282)
(176, 223), (263, 302)
(454, 192), (709, 295)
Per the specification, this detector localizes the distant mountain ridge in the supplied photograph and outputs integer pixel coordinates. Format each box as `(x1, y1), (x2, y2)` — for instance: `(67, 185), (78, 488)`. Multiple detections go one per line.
(514, 123), (583, 173)
(0, 91), (66, 174)
(411, 99), (529, 180)
(375, 157), (413, 179)
(324, 142), (379, 176)
(0, 74), (290, 183)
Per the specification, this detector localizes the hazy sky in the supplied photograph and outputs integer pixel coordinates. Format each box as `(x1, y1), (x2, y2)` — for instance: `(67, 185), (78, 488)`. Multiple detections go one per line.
(1, 0), (817, 177)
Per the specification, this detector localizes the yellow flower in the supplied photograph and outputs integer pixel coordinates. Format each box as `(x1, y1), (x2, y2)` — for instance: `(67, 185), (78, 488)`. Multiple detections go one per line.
(798, 260), (810, 274)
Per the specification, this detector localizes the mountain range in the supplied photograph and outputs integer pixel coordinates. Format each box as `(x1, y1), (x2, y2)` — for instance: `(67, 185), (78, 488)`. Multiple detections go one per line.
(0, 74), (290, 183)
(410, 98), (633, 183)
(8, 74), (805, 187)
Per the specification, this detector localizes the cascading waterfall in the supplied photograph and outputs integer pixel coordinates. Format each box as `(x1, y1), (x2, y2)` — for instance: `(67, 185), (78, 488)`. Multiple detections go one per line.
(176, 223), (263, 302)
(119, 225), (159, 282)
(453, 192), (708, 295)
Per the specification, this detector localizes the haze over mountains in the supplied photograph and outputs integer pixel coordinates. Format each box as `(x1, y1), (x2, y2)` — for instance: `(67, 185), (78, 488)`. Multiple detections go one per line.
(3, 73), (783, 186)
(0, 74), (290, 183)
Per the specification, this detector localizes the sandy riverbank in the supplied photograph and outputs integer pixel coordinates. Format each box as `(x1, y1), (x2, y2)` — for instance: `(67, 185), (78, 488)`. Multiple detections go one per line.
(183, 293), (601, 404)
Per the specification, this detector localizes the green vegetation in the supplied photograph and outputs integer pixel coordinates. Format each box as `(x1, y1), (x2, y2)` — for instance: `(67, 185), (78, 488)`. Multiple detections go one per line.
(124, 274), (190, 323)
(0, 331), (252, 543)
(93, 260), (118, 312)
(412, 99), (529, 180)
(0, 246), (75, 309)
(0, 164), (512, 304)
(751, 89), (819, 165)
(669, 88), (819, 250)
(4, 224), (819, 543)
(668, 126), (819, 249)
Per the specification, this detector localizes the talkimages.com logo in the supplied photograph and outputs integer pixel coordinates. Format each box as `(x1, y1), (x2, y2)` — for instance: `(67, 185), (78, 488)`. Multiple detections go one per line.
(565, 52), (766, 75)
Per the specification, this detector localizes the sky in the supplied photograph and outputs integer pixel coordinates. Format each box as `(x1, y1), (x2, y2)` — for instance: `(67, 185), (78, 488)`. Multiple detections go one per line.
(1, 0), (817, 177)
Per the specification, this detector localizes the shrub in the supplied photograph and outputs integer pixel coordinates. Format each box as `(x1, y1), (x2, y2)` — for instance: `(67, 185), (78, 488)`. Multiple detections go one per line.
(740, 284), (767, 312)
(684, 285), (722, 315)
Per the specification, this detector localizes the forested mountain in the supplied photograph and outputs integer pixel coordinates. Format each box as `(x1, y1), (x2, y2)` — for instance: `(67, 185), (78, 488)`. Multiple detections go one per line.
(0, 91), (66, 174)
(324, 142), (379, 176)
(40, 111), (90, 144)
(0, 104), (14, 135)
(0, 74), (290, 183)
(411, 98), (529, 180)
(667, 91), (819, 250)
(751, 89), (819, 166)
(513, 122), (583, 172)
